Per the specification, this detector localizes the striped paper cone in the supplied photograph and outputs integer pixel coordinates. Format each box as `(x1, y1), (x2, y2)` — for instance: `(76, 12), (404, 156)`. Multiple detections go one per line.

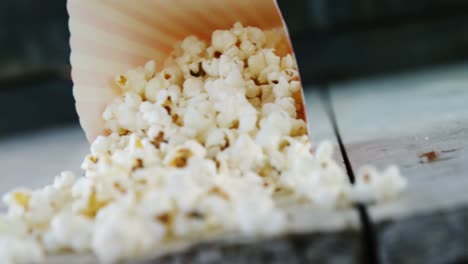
(67, 0), (307, 142)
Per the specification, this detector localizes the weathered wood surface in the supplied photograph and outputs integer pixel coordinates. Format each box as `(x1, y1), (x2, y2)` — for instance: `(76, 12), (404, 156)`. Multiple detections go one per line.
(330, 63), (468, 264)
(0, 88), (362, 263)
(0, 126), (88, 195)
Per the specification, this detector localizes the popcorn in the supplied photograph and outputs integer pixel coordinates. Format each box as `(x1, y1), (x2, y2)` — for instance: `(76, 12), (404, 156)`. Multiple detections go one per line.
(183, 102), (215, 134)
(201, 58), (220, 77)
(219, 173), (286, 234)
(137, 190), (172, 218)
(247, 51), (266, 79)
(103, 92), (147, 133)
(351, 165), (407, 203)
(183, 77), (204, 98)
(211, 30), (237, 53)
(173, 212), (206, 237)
(93, 203), (165, 263)
(115, 67), (147, 95)
(0, 23), (406, 263)
(180, 36), (207, 57)
(0, 209), (44, 264)
(225, 134), (265, 173)
(144, 75), (170, 102)
(144, 60), (157, 80)
(140, 101), (172, 128)
(262, 97), (297, 118)
(53, 171), (76, 190)
(219, 54), (244, 78)
(3, 189), (32, 217)
(42, 209), (93, 253)
(0, 237), (43, 264)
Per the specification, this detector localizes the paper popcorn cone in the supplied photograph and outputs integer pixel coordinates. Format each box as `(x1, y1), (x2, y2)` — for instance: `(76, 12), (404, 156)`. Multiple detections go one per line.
(68, 0), (307, 142)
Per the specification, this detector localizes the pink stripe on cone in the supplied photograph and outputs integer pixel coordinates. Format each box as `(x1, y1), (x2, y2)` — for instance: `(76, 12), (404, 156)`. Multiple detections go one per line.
(69, 0), (173, 53)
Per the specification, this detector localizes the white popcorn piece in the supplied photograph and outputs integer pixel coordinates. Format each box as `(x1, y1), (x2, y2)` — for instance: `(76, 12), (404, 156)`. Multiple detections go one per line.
(140, 101), (172, 128)
(145, 75), (170, 103)
(247, 52), (266, 79)
(53, 171), (76, 190)
(116, 67), (147, 95)
(2, 188), (32, 217)
(219, 55), (243, 78)
(221, 174), (286, 234)
(173, 212), (206, 237)
(281, 54), (295, 69)
(183, 77), (204, 98)
(0, 215), (28, 240)
(212, 30), (237, 53)
(103, 92), (147, 133)
(262, 97), (297, 118)
(72, 177), (93, 200)
(205, 128), (227, 148)
(180, 36), (206, 57)
(315, 141), (334, 163)
(225, 134), (265, 173)
(93, 204), (165, 263)
(351, 165), (407, 203)
(0, 215), (44, 263)
(42, 209), (93, 253)
(144, 60), (157, 80)
(183, 102), (215, 134)
(0, 236), (44, 264)
(137, 190), (172, 219)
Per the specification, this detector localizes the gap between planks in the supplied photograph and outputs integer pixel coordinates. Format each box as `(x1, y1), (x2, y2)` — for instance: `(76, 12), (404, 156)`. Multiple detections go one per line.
(321, 87), (379, 264)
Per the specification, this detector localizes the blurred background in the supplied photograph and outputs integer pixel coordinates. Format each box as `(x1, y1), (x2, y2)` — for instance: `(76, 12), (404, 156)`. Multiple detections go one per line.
(1, 0), (468, 136)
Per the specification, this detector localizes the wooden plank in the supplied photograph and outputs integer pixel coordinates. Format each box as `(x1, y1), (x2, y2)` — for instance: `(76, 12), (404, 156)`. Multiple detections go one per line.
(330, 63), (468, 263)
(0, 87), (362, 263)
(0, 126), (88, 194)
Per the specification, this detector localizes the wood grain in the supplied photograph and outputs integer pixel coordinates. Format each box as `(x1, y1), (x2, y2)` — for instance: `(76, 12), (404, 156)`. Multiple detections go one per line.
(0, 126), (88, 195)
(330, 62), (468, 263)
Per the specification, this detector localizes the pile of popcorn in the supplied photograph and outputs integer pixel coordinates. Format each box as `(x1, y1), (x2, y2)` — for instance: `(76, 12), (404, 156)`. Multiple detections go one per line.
(0, 23), (406, 264)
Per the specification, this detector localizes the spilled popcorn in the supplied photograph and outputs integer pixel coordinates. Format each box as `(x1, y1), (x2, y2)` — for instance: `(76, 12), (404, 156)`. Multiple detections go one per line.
(0, 23), (406, 264)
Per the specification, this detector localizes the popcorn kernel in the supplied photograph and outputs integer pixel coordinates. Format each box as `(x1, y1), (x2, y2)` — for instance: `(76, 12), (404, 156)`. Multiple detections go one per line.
(13, 192), (30, 209)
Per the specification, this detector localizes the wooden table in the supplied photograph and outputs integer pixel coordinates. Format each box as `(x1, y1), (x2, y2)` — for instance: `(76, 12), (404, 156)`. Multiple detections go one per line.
(330, 62), (468, 264)
(1, 63), (467, 263)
